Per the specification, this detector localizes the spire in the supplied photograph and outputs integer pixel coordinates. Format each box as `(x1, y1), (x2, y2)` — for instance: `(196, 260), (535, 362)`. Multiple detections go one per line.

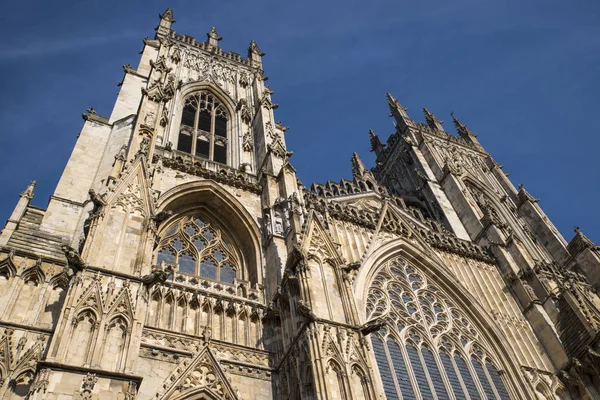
(423, 108), (443, 131)
(20, 180), (36, 200)
(369, 129), (385, 157)
(156, 8), (175, 36)
(386, 92), (414, 130)
(351, 152), (367, 179)
(206, 27), (222, 47)
(248, 40), (264, 66)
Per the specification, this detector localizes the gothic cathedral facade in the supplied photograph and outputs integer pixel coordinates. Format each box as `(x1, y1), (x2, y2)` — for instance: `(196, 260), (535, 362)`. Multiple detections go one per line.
(0, 9), (599, 400)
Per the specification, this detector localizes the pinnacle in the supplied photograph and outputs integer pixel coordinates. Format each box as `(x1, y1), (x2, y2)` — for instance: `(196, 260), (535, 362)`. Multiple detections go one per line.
(159, 8), (175, 22)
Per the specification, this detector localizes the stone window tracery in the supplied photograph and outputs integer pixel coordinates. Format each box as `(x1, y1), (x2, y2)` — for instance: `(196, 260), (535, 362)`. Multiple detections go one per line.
(155, 213), (240, 284)
(366, 256), (512, 399)
(177, 90), (229, 164)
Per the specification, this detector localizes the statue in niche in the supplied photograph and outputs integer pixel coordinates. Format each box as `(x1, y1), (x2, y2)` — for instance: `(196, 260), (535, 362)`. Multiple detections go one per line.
(138, 137), (150, 157)
(263, 210), (272, 237)
(144, 110), (155, 126)
(274, 210), (284, 235)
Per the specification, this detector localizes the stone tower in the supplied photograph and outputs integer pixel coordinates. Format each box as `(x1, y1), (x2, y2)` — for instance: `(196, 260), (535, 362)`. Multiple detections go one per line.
(0, 8), (599, 400)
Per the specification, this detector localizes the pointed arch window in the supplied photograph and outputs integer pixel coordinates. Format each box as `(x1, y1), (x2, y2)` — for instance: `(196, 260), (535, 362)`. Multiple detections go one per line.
(177, 91), (229, 165)
(366, 256), (512, 399)
(155, 213), (240, 284)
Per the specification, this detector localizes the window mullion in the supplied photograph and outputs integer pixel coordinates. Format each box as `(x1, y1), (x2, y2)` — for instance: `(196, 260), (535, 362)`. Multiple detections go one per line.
(192, 107), (200, 155)
(209, 110), (215, 160)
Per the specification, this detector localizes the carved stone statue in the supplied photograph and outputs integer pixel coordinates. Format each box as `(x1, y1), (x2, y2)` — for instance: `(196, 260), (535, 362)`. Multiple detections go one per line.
(138, 137), (150, 157)
(274, 211), (284, 235)
(263, 210), (272, 237)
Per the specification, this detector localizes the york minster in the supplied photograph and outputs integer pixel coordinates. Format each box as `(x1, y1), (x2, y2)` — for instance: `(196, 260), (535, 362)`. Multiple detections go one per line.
(0, 8), (599, 400)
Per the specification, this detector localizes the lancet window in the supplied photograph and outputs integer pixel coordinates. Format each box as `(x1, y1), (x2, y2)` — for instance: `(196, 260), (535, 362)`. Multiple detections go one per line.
(177, 91), (229, 164)
(366, 256), (511, 399)
(155, 213), (240, 284)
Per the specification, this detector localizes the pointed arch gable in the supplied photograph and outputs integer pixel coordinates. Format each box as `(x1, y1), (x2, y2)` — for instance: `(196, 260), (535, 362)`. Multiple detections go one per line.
(0, 252), (17, 279)
(155, 346), (239, 400)
(354, 238), (531, 399)
(156, 180), (262, 284)
(104, 158), (154, 216)
(301, 211), (345, 265)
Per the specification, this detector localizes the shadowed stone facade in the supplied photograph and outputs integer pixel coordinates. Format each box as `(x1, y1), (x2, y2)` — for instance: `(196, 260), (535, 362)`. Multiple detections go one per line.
(0, 8), (599, 400)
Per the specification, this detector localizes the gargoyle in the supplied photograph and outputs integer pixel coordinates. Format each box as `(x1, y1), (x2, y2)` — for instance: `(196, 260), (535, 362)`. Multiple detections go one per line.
(359, 316), (386, 336)
(141, 265), (173, 288)
(297, 300), (317, 322)
(342, 262), (361, 275)
(61, 245), (86, 273)
(152, 210), (173, 226)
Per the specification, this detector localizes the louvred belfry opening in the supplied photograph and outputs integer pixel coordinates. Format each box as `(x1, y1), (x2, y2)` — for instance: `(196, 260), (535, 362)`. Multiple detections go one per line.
(177, 90), (229, 165)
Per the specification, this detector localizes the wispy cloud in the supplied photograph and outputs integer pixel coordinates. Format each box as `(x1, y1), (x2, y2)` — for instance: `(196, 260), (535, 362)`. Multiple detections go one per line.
(0, 30), (145, 61)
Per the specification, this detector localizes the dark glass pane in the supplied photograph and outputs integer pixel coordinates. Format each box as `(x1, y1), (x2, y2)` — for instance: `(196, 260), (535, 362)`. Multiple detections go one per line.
(177, 131), (192, 153)
(157, 248), (175, 265)
(406, 343), (433, 399)
(193, 238), (206, 252)
(213, 249), (225, 261)
(215, 116), (227, 137)
(194, 217), (206, 227)
(487, 363), (511, 400)
(455, 354), (480, 399)
(388, 340), (416, 400)
(422, 347), (450, 400)
(198, 110), (211, 132)
(178, 253), (196, 274)
(181, 104), (196, 127)
(172, 238), (185, 251)
(372, 337), (398, 399)
(473, 359), (496, 399)
(200, 259), (217, 280)
(220, 264), (236, 284)
(203, 229), (215, 242)
(214, 144), (227, 164)
(440, 352), (467, 400)
(184, 224), (198, 236)
(165, 224), (177, 236)
(195, 138), (209, 159)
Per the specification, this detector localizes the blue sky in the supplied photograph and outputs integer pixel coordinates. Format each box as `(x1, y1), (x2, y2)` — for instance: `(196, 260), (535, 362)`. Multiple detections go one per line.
(0, 0), (598, 244)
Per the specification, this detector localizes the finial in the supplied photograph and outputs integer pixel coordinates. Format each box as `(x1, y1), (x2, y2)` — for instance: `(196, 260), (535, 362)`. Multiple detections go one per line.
(386, 92), (407, 111)
(159, 8), (175, 22)
(369, 129), (384, 154)
(351, 152), (367, 178)
(451, 112), (477, 138)
(207, 27), (222, 47)
(248, 40), (265, 57)
(574, 226), (581, 234)
(423, 108), (443, 130)
(20, 180), (36, 200)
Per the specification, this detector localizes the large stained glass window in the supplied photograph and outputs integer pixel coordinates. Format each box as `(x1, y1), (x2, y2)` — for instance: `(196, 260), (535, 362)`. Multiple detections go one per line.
(155, 213), (240, 284)
(366, 256), (512, 399)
